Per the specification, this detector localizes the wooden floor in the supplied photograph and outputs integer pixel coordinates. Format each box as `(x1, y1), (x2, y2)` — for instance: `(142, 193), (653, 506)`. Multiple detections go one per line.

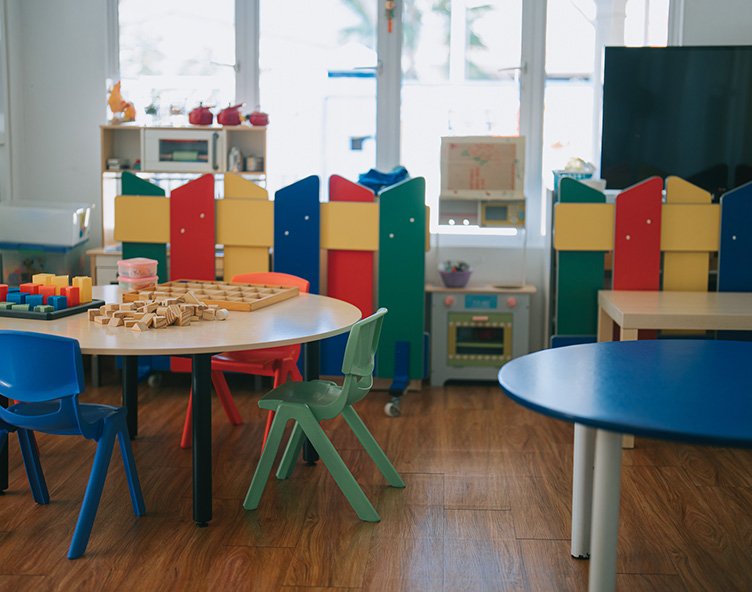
(1, 360), (752, 591)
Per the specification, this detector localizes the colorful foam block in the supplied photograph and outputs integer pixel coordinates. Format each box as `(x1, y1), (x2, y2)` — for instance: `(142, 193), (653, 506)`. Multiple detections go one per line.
(60, 286), (80, 308)
(7, 292), (27, 304)
(72, 276), (92, 304)
(51, 275), (69, 295)
(19, 283), (42, 295)
(39, 285), (56, 304)
(32, 273), (55, 286)
(11, 304), (30, 311)
(26, 294), (44, 308)
(0, 284), (7, 301)
(47, 295), (67, 311)
(34, 305), (54, 313)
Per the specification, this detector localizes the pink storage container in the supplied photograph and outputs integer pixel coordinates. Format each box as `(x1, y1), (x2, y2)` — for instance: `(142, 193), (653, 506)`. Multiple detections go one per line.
(118, 275), (158, 291)
(117, 258), (158, 278)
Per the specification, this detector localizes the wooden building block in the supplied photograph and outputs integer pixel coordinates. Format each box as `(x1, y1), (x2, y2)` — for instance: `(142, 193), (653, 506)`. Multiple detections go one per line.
(25, 295), (44, 308)
(19, 283), (42, 294)
(51, 276), (69, 295)
(38, 285), (56, 304)
(47, 295), (67, 310)
(0, 284), (6, 301)
(660, 204), (720, 252)
(32, 273), (55, 286)
(216, 198), (274, 247)
(114, 195), (170, 243)
(72, 276), (93, 303)
(554, 203), (615, 251)
(377, 176), (426, 381)
(320, 201), (379, 251)
(273, 175), (321, 294)
(170, 174), (215, 281)
(60, 286), (80, 308)
(224, 172), (268, 199)
(612, 177), (662, 290)
(34, 305), (54, 313)
(718, 181), (752, 292)
(108, 316), (124, 327)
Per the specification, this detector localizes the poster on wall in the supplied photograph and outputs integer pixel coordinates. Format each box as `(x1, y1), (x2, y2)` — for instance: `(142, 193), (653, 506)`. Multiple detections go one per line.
(440, 136), (525, 200)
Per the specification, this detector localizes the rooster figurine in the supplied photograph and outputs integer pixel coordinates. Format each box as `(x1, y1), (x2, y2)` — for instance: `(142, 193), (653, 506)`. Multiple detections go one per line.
(108, 81), (136, 123)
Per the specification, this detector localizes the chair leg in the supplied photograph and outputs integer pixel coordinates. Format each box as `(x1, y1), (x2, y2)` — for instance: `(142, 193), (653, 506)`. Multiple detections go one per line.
(296, 412), (381, 522)
(180, 392), (194, 449)
(68, 421), (118, 559)
(181, 370), (244, 449)
(262, 363), (301, 449)
(261, 411), (275, 449)
(276, 421), (306, 480)
(243, 409), (289, 511)
(116, 418), (146, 516)
(211, 370), (243, 425)
(341, 406), (405, 488)
(17, 430), (50, 504)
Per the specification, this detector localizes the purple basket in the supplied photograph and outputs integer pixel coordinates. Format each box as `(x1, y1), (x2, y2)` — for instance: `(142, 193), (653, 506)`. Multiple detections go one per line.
(439, 269), (472, 288)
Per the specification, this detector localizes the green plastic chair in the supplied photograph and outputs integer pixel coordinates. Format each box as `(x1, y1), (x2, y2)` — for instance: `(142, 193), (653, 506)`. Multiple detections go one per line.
(243, 308), (405, 521)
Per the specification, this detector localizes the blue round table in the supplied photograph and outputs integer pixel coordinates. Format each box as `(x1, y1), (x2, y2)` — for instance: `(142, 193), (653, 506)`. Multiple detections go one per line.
(498, 339), (752, 592)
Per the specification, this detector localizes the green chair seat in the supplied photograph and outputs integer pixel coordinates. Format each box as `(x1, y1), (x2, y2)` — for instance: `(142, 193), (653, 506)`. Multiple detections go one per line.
(244, 308), (405, 522)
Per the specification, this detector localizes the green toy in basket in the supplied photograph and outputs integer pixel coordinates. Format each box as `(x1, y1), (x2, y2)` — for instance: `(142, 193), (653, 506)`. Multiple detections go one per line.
(439, 260), (472, 288)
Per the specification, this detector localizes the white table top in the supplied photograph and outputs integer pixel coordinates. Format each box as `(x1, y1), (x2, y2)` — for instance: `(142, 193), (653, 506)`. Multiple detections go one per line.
(0, 285), (362, 356)
(598, 290), (752, 331)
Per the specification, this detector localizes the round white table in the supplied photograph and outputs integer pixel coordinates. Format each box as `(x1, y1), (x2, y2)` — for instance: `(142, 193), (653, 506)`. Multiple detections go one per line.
(0, 285), (362, 524)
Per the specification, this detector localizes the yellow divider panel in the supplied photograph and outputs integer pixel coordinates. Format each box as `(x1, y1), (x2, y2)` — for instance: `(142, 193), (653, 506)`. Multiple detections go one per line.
(216, 199), (274, 247)
(660, 204), (720, 252)
(553, 203), (614, 251)
(224, 173), (268, 199)
(662, 252), (710, 291)
(223, 246), (270, 278)
(114, 195), (170, 243)
(665, 176), (712, 204)
(320, 202), (379, 251)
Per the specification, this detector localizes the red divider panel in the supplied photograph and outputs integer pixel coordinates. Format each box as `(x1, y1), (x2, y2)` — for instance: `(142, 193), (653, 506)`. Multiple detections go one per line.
(170, 174), (216, 281)
(612, 177), (663, 291)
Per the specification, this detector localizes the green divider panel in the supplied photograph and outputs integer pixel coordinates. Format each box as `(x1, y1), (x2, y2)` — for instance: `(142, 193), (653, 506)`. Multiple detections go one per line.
(376, 177), (426, 380)
(555, 177), (606, 337)
(120, 172), (168, 283)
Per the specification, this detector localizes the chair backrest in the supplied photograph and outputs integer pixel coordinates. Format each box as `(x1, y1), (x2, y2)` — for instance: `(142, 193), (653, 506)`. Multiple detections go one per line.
(231, 272), (310, 294)
(0, 331), (92, 437)
(340, 308), (387, 406)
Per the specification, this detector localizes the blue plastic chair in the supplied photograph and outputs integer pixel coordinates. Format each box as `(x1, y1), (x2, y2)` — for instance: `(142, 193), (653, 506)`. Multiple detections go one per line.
(0, 330), (145, 559)
(243, 308), (405, 521)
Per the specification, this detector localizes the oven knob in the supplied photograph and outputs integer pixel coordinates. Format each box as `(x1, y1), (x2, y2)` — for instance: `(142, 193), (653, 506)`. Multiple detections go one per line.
(444, 296), (454, 307)
(506, 297), (517, 308)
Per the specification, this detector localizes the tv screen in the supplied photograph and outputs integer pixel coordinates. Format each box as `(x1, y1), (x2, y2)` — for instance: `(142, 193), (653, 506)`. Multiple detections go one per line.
(600, 45), (752, 197)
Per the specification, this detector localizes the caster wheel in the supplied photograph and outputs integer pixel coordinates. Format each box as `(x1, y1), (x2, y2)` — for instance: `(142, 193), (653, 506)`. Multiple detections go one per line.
(147, 373), (162, 388)
(384, 400), (401, 417)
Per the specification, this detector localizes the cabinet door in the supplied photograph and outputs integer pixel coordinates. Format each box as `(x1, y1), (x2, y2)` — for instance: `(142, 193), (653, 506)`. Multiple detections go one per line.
(143, 129), (224, 173)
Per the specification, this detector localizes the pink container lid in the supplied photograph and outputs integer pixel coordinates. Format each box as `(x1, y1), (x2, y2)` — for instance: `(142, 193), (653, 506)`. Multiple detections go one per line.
(117, 257), (158, 267)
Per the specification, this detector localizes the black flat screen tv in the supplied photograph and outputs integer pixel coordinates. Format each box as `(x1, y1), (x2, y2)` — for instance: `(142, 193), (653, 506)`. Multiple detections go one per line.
(600, 45), (752, 198)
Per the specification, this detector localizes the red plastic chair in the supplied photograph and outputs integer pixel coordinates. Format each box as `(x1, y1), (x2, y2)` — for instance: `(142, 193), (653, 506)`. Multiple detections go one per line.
(173, 272), (310, 448)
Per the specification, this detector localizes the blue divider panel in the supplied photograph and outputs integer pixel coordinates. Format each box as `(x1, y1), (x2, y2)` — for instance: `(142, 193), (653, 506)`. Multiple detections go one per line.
(273, 176), (320, 295)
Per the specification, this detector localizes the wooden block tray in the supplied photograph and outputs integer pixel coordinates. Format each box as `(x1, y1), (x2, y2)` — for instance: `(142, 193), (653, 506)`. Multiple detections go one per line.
(121, 279), (299, 312)
(0, 299), (105, 321)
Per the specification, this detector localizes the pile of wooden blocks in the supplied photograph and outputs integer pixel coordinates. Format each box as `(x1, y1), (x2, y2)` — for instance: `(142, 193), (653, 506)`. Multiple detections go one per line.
(89, 290), (229, 331)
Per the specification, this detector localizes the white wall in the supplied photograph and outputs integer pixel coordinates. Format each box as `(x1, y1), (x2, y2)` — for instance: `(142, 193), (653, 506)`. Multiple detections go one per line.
(5, 0), (106, 247)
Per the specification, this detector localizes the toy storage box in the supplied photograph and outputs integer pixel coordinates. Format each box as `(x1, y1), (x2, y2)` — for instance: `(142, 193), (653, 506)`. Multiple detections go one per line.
(0, 201), (93, 248)
(0, 243), (87, 285)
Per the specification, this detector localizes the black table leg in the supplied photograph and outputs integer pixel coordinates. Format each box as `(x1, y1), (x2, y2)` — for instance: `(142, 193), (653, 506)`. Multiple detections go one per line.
(0, 395), (7, 492)
(122, 355), (139, 438)
(192, 353), (212, 526)
(301, 342), (320, 464)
